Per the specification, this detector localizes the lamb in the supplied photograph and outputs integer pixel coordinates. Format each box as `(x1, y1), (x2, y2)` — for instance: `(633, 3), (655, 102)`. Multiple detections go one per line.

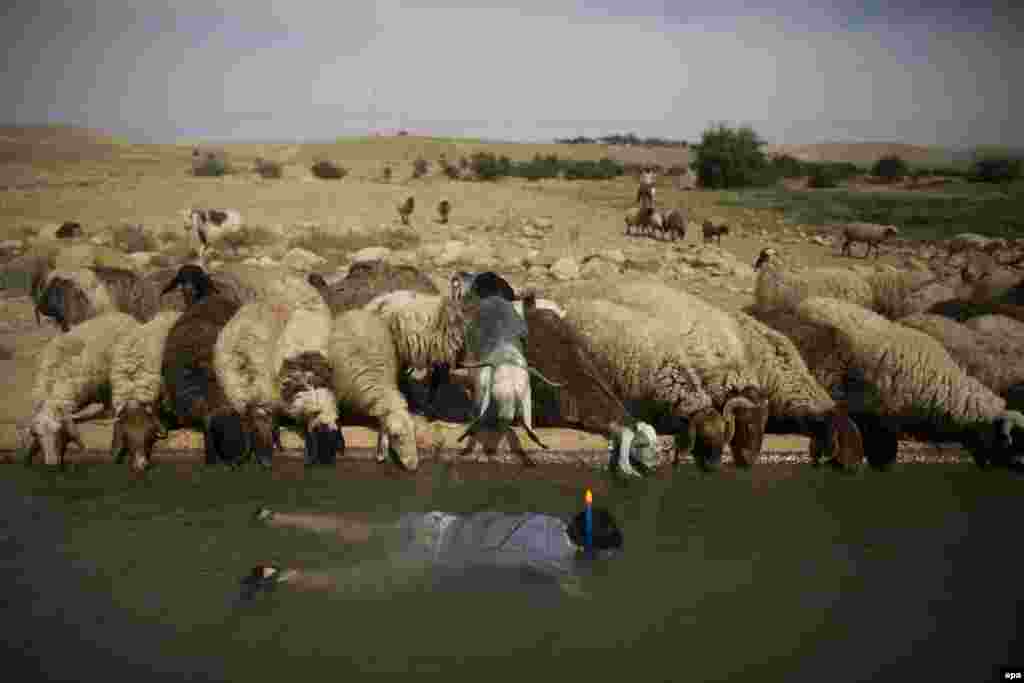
(108, 311), (182, 471)
(701, 219), (729, 245)
(790, 296), (1024, 468)
(840, 223), (900, 259)
(456, 295), (563, 454)
(520, 295), (659, 476)
(397, 196), (415, 225)
(662, 208), (688, 242)
(160, 283), (250, 466)
(18, 312), (140, 466)
(215, 301), (342, 468)
(329, 309), (419, 470)
(438, 199), (451, 224)
(897, 313), (1024, 397)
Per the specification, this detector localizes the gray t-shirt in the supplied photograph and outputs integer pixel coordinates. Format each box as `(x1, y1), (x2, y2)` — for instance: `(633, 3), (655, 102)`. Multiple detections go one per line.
(397, 511), (579, 578)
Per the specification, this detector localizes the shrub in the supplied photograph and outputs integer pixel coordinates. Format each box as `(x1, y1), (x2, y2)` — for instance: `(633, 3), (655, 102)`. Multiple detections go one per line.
(412, 157), (429, 178)
(871, 155), (908, 183)
(459, 156), (470, 170)
(254, 158), (283, 179)
(311, 160), (347, 180)
(111, 224), (158, 253)
(563, 157), (624, 180)
(443, 162), (461, 180)
(692, 123), (769, 189)
(806, 165), (839, 189)
(470, 152), (510, 181)
(381, 166), (392, 182)
(192, 156), (227, 177)
(969, 157), (1022, 184)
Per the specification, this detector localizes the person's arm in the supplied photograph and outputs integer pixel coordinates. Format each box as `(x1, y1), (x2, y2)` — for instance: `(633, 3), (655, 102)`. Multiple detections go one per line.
(258, 510), (394, 543)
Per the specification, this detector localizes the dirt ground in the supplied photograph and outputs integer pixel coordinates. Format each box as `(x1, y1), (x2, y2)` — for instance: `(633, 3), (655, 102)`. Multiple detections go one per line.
(0, 129), (948, 461)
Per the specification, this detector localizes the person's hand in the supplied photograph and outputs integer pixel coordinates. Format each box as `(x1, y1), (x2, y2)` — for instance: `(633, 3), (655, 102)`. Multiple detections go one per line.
(559, 575), (592, 600)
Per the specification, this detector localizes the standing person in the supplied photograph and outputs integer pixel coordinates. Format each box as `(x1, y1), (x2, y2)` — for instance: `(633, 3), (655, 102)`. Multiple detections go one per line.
(637, 168), (656, 211)
(239, 503), (624, 601)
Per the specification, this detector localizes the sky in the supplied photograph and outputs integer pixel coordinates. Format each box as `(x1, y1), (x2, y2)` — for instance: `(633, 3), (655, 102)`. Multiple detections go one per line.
(1, 1), (1021, 147)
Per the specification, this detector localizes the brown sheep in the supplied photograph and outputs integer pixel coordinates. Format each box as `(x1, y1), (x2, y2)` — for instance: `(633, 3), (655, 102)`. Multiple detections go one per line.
(702, 219), (729, 245)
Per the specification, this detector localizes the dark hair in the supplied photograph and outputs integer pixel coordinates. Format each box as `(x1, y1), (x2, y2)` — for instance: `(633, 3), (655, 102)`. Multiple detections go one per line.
(567, 506), (623, 552)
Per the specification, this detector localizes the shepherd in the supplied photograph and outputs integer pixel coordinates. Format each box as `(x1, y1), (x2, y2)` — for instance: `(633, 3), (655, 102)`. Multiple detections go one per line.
(636, 168), (656, 211)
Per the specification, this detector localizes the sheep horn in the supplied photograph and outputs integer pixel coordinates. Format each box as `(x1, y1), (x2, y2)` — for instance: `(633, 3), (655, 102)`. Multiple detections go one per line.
(527, 367), (563, 388)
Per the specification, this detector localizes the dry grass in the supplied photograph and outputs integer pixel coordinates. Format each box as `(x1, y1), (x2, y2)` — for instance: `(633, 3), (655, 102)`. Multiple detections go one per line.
(210, 224), (279, 256)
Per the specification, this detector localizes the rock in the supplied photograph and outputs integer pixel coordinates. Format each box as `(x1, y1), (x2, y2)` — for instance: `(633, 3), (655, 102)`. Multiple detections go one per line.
(580, 258), (620, 280)
(527, 265), (550, 279)
(596, 249), (626, 265)
(351, 247), (392, 264)
(550, 257), (580, 281)
(0, 240), (23, 251)
(434, 240), (466, 267)
(281, 247), (328, 270)
(811, 235), (832, 246)
(126, 251), (159, 268)
(522, 225), (545, 239)
(91, 233), (113, 246)
(243, 255), (280, 267)
(530, 217), (555, 231)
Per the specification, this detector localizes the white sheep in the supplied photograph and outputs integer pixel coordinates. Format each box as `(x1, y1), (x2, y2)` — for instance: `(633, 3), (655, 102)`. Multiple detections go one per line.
(108, 311), (182, 470)
(791, 296), (1024, 467)
(215, 300), (341, 467)
(19, 312), (141, 465)
(840, 223), (900, 259)
(329, 309), (419, 470)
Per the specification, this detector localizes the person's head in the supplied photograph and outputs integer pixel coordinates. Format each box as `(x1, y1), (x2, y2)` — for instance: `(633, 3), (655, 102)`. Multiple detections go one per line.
(567, 506), (624, 556)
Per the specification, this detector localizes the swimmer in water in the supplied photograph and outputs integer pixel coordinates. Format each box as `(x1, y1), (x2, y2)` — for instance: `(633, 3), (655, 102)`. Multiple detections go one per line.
(239, 505), (624, 601)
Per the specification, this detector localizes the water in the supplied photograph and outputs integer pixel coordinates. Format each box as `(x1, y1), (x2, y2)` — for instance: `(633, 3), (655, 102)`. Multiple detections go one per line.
(1, 460), (1021, 682)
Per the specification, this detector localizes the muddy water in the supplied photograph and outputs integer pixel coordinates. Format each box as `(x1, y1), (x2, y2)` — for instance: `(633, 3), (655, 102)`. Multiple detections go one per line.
(1, 460), (1020, 682)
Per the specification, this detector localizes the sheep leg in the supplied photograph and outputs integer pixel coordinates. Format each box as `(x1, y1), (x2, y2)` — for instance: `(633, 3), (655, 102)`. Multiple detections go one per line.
(375, 429), (389, 463)
(303, 426), (318, 466)
(428, 363), (451, 419)
(517, 389), (545, 457)
(203, 421), (221, 465)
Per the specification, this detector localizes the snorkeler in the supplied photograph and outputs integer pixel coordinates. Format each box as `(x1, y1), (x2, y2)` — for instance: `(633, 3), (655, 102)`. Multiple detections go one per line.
(239, 503), (624, 601)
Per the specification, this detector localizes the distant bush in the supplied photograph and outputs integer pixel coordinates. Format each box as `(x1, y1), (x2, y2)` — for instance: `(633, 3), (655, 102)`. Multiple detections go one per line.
(412, 157), (429, 178)
(470, 152), (512, 181)
(192, 156), (228, 177)
(459, 156), (470, 170)
(969, 157), (1022, 183)
(769, 154), (806, 179)
(442, 162), (461, 180)
(871, 155), (909, 183)
(692, 123), (768, 189)
(563, 157), (625, 180)
(807, 165), (839, 189)
(311, 160), (347, 179)
(253, 158), (283, 179)
(381, 166), (392, 182)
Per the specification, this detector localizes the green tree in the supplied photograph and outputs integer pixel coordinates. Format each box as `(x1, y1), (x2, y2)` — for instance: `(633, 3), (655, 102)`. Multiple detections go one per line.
(871, 155), (909, 183)
(691, 123), (768, 189)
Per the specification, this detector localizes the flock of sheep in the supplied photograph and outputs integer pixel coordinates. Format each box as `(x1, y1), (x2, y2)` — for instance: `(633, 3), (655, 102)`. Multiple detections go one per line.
(11, 195), (1024, 478)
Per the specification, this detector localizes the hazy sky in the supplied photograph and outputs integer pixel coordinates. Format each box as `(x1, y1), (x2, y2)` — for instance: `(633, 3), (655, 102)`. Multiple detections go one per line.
(2, 1), (1021, 146)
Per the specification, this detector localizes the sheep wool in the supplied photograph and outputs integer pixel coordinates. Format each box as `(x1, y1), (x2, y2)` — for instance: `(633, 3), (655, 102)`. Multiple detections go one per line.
(795, 297), (1007, 425)
(110, 311), (184, 414)
(754, 249), (874, 316)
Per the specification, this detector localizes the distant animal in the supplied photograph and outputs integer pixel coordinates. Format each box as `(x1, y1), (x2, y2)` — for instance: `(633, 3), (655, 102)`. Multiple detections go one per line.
(438, 199), (451, 224)
(398, 197), (415, 225)
(662, 208), (688, 242)
(182, 208), (243, 259)
(702, 219), (729, 245)
(840, 223), (900, 259)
